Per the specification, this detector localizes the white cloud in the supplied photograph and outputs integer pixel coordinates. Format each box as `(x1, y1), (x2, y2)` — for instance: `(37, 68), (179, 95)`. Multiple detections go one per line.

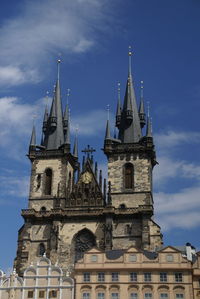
(155, 130), (200, 151)
(0, 173), (29, 201)
(154, 184), (200, 231)
(0, 0), (114, 86)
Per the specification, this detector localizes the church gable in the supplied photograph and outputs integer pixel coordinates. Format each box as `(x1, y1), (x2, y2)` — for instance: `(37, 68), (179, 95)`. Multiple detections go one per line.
(66, 159), (104, 207)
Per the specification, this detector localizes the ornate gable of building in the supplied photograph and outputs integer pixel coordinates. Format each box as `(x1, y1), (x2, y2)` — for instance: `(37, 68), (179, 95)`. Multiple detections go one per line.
(66, 159), (104, 207)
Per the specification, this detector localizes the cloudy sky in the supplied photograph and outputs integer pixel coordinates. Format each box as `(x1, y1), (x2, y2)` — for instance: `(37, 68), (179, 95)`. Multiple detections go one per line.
(0, 0), (200, 271)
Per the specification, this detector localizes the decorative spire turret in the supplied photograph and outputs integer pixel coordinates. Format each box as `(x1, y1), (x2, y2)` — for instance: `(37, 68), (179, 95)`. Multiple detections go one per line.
(73, 128), (78, 158)
(146, 103), (152, 138)
(105, 105), (111, 141)
(118, 47), (142, 143)
(42, 103), (49, 133)
(115, 82), (121, 128)
(29, 124), (36, 151)
(139, 81), (146, 128)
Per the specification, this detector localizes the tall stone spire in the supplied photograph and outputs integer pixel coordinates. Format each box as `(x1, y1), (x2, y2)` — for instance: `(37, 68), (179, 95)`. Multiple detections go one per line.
(44, 60), (65, 150)
(105, 105), (111, 140)
(118, 47), (142, 143)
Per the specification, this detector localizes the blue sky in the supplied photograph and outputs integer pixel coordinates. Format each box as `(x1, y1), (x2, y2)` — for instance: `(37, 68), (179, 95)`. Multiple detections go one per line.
(0, 0), (200, 271)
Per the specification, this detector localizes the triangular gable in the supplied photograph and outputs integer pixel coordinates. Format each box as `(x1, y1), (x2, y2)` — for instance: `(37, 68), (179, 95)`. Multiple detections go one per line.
(126, 246), (142, 253)
(158, 245), (182, 253)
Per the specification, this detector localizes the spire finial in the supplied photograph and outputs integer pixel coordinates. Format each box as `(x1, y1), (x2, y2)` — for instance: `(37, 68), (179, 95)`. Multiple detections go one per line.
(67, 88), (70, 105)
(140, 80), (144, 98)
(57, 58), (61, 81)
(128, 45), (132, 75)
(107, 104), (110, 121)
(118, 82), (121, 101)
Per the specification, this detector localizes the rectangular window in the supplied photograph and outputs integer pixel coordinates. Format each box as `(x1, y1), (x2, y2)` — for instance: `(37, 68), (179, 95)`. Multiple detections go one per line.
(129, 254), (137, 262)
(111, 293), (119, 299)
(166, 254), (173, 262)
(28, 291), (34, 298)
(97, 293), (105, 299)
(98, 272), (105, 282)
(160, 294), (168, 299)
(112, 272), (119, 282)
(130, 272), (137, 282)
(39, 290), (45, 298)
(160, 272), (167, 282)
(175, 272), (183, 282)
(49, 290), (57, 298)
(130, 293), (138, 299)
(144, 272), (151, 282)
(144, 294), (152, 298)
(91, 254), (98, 262)
(83, 272), (90, 282)
(176, 295), (184, 299)
(83, 293), (90, 299)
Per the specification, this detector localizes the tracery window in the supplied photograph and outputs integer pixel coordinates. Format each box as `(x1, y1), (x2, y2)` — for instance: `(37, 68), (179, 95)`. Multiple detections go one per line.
(124, 163), (134, 189)
(44, 168), (52, 195)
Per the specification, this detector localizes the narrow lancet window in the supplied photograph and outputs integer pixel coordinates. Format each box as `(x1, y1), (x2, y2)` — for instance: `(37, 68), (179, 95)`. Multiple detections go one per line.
(124, 163), (134, 189)
(38, 243), (45, 256)
(44, 168), (52, 195)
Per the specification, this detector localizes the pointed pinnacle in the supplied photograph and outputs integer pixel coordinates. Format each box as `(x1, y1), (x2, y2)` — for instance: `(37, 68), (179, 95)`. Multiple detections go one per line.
(105, 119), (111, 140)
(30, 125), (36, 146)
(73, 135), (78, 158)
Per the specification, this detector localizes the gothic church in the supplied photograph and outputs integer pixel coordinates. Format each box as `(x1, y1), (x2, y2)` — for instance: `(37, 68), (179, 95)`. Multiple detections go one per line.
(14, 51), (162, 276)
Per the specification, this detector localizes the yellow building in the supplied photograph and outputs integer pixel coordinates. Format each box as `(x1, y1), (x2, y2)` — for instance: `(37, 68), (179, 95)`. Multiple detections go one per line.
(74, 245), (200, 299)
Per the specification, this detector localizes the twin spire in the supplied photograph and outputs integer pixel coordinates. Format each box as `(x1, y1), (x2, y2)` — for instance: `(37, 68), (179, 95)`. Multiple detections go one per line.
(105, 47), (153, 144)
(29, 60), (78, 158)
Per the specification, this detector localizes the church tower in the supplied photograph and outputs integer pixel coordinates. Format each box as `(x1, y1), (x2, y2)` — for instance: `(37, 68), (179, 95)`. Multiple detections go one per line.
(103, 48), (162, 251)
(15, 53), (162, 276)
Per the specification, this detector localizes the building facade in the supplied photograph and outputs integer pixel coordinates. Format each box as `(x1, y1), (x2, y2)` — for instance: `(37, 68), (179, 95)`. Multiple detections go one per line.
(14, 51), (162, 276)
(75, 245), (200, 299)
(0, 256), (74, 299)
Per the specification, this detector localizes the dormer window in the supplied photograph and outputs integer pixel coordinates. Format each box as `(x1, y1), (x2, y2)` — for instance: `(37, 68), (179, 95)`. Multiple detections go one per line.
(124, 163), (134, 189)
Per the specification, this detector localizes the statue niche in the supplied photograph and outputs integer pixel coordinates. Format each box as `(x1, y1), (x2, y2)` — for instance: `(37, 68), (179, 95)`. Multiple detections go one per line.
(72, 229), (96, 262)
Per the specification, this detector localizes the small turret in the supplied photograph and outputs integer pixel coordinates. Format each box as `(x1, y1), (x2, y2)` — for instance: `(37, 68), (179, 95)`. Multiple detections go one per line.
(139, 81), (146, 128)
(29, 125), (36, 152)
(105, 119), (111, 140)
(73, 131), (78, 159)
(146, 104), (153, 138)
(42, 105), (48, 133)
(115, 82), (121, 128)
(49, 91), (57, 128)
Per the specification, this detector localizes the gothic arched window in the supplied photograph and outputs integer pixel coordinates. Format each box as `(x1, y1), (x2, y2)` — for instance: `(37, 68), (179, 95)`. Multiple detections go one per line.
(73, 229), (96, 262)
(124, 163), (134, 189)
(44, 168), (52, 195)
(38, 243), (45, 256)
